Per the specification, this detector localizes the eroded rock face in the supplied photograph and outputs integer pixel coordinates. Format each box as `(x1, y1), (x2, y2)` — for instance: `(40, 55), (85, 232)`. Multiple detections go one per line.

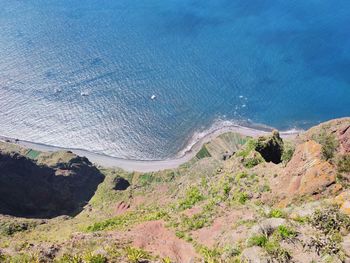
(255, 130), (284, 164)
(0, 151), (104, 219)
(334, 190), (350, 216)
(339, 124), (350, 155)
(275, 140), (339, 202)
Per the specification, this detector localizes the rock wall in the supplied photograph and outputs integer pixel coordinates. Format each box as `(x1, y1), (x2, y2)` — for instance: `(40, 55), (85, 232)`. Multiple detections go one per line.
(0, 151), (104, 219)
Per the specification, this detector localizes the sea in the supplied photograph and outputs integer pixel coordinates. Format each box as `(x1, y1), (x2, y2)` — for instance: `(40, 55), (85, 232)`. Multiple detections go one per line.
(1, 0), (350, 160)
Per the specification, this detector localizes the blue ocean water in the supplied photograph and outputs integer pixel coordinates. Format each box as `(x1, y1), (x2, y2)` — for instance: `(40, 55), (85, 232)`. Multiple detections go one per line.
(0, 0), (349, 159)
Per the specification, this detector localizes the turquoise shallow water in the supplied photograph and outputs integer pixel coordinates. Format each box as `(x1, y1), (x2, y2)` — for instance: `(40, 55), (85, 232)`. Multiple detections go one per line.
(0, 0), (349, 159)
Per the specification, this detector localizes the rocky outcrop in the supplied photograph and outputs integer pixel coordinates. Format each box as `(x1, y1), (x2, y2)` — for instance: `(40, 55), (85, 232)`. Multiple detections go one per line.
(112, 176), (130, 191)
(339, 124), (350, 155)
(275, 140), (340, 203)
(334, 190), (350, 215)
(0, 151), (104, 219)
(255, 130), (284, 164)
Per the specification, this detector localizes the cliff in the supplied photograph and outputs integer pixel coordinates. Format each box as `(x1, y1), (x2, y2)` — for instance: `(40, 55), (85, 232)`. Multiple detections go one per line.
(0, 118), (350, 263)
(0, 149), (104, 219)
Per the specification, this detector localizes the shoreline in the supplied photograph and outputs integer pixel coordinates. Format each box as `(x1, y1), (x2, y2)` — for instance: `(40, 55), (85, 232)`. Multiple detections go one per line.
(0, 124), (301, 172)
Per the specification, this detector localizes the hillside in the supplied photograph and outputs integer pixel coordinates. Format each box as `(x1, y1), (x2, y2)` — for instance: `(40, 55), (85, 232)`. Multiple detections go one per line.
(0, 118), (350, 263)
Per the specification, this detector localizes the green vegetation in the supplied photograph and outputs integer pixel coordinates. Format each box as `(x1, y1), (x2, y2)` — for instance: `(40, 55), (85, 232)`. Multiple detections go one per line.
(137, 173), (163, 186)
(248, 227), (293, 262)
(309, 206), (350, 235)
(196, 144), (212, 159)
(243, 156), (263, 168)
(0, 221), (36, 236)
(124, 247), (150, 263)
(55, 254), (82, 263)
(313, 130), (338, 160)
(268, 209), (285, 218)
(248, 234), (268, 247)
(179, 186), (204, 210)
(181, 213), (210, 230)
(86, 210), (168, 232)
(83, 252), (107, 263)
(199, 246), (222, 263)
(237, 139), (257, 158)
(161, 257), (172, 263)
(25, 149), (41, 160)
(275, 225), (297, 240)
(281, 143), (295, 164)
(337, 154), (350, 173)
(264, 241), (291, 262)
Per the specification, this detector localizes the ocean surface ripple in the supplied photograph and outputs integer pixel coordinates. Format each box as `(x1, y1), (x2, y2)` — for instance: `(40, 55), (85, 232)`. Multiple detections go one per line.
(0, 0), (350, 159)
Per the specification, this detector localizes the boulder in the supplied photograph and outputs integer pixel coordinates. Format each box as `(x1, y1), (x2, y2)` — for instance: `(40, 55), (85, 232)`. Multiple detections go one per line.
(241, 247), (268, 263)
(255, 130), (284, 164)
(113, 176), (130, 191)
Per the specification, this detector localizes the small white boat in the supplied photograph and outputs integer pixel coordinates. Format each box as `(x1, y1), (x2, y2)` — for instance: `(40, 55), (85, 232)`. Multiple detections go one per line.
(81, 91), (89, 96)
(151, 94), (156, 100)
(54, 88), (62, 93)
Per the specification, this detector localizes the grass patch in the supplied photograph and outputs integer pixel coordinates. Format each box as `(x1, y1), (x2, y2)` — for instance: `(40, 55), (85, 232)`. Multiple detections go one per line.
(237, 139), (258, 158)
(269, 209), (285, 218)
(248, 234), (268, 247)
(179, 187), (204, 210)
(196, 144), (212, 159)
(25, 149), (41, 159)
(86, 210), (168, 232)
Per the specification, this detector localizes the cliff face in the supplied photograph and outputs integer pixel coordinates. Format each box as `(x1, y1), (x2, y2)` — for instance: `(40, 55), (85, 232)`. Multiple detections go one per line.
(0, 151), (104, 219)
(1, 118), (350, 263)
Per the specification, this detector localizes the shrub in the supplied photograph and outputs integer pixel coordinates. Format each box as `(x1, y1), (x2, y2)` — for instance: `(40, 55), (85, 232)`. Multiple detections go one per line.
(55, 254), (82, 263)
(248, 234), (268, 247)
(199, 247), (221, 263)
(162, 257), (172, 263)
(243, 157), (262, 168)
(265, 241), (291, 262)
(313, 131), (338, 160)
(337, 154), (350, 173)
(124, 247), (150, 263)
(0, 221), (33, 236)
(269, 209), (285, 218)
(181, 214), (209, 230)
(281, 144), (295, 164)
(307, 234), (342, 256)
(175, 231), (185, 239)
(179, 187), (204, 210)
(275, 225), (297, 240)
(309, 206), (350, 235)
(235, 172), (248, 181)
(83, 252), (107, 263)
(232, 191), (249, 205)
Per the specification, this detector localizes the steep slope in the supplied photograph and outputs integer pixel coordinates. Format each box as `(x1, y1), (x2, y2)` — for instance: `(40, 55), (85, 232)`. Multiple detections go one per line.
(0, 118), (350, 263)
(0, 149), (104, 219)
